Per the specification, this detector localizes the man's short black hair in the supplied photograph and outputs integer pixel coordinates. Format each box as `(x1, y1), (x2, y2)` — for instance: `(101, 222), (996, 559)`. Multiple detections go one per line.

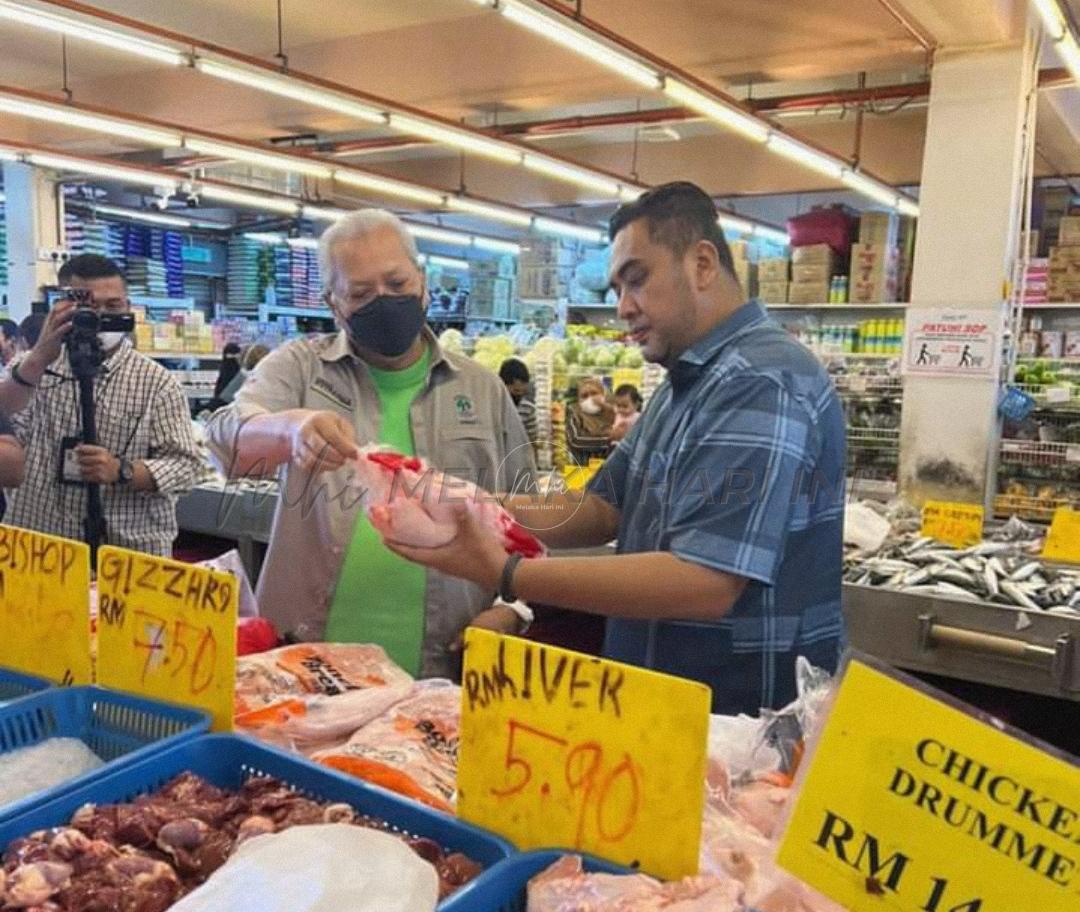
(0, 319), (17, 342)
(57, 253), (124, 285)
(610, 181), (736, 277)
(499, 358), (530, 386)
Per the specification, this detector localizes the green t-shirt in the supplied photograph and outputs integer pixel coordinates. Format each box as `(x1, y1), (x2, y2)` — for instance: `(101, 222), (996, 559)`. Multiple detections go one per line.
(326, 349), (430, 674)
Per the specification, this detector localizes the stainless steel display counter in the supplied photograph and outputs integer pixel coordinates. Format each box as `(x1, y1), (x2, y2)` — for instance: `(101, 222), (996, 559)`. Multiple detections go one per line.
(843, 583), (1080, 700)
(176, 482), (278, 579)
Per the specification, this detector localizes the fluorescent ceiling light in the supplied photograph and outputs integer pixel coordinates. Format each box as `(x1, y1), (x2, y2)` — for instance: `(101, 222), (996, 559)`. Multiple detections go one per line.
(618, 186), (644, 203)
(93, 204), (193, 228)
(1059, 33), (1080, 83)
(185, 137), (332, 179)
(194, 59), (387, 124)
(533, 216), (605, 244)
(421, 254), (470, 271)
(199, 185), (300, 214)
(498, 0), (661, 90)
(717, 214), (756, 235)
(388, 113), (523, 164)
(471, 236), (522, 254)
(444, 195), (532, 227)
(753, 225), (790, 246)
(522, 153), (621, 196)
(243, 232), (286, 245)
(841, 170), (900, 209)
(896, 197), (920, 218)
(0, 1), (185, 65)
(0, 94), (181, 146)
(663, 79), (770, 143)
(406, 223), (475, 245)
(286, 237), (318, 249)
(29, 152), (177, 191)
(335, 170), (446, 206)
(1031, 0), (1068, 41)
(766, 133), (845, 180)
(0, 148), (17, 162)
(302, 203), (350, 222)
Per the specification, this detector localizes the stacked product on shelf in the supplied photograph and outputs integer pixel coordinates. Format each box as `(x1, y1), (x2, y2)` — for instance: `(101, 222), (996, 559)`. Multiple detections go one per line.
(729, 240), (758, 300)
(467, 256), (515, 321)
(849, 211), (901, 304)
(789, 243), (835, 304)
(227, 235), (270, 308)
(758, 254), (789, 304)
(518, 237), (578, 301)
(1048, 214), (1080, 302)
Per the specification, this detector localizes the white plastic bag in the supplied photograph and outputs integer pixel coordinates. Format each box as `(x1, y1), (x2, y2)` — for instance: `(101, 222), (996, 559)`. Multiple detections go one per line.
(168, 825), (438, 912)
(199, 549), (259, 617)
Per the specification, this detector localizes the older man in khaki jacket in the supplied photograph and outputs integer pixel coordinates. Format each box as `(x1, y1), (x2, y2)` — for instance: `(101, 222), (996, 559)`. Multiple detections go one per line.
(207, 209), (534, 677)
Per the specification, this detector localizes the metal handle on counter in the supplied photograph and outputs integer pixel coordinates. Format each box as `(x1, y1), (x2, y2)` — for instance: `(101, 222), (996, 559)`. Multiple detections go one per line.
(917, 614), (1076, 692)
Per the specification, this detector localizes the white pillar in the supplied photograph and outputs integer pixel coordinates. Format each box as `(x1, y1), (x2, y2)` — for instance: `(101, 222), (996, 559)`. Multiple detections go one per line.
(899, 39), (1036, 507)
(3, 162), (62, 322)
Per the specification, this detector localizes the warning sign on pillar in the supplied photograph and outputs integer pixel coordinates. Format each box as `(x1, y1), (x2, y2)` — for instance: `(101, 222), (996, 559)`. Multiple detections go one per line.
(901, 307), (1004, 379)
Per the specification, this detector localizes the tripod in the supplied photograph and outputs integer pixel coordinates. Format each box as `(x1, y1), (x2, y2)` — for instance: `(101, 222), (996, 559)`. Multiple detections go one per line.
(68, 333), (106, 565)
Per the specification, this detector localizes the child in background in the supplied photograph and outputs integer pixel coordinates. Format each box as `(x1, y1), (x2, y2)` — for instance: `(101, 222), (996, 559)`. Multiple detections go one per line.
(610, 383), (643, 443)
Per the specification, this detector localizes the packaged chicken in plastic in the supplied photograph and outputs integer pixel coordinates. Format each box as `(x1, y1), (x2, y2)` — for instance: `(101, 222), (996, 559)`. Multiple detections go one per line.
(235, 643), (413, 717)
(527, 855), (744, 911)
(311, 680), (460, 814)
(350, 446), (545, 557)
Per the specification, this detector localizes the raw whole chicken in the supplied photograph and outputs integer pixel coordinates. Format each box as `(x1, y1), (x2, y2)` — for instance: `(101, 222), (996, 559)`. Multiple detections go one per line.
(527, 855), (744, 911)
(350, 447), (544, 557)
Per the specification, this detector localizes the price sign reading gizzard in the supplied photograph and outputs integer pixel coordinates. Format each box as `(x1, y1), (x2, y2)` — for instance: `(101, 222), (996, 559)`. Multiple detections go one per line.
(95, 546), (237, 730)
(457, 630), (710, 880)
(0, 525), (92, 685)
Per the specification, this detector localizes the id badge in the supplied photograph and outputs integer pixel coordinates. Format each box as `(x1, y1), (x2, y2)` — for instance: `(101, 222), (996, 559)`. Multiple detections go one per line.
(58, 436), (84, 485)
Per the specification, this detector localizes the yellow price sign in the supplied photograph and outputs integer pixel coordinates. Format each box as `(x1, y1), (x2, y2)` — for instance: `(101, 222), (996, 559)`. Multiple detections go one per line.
(778, 657), (1080, 911)
(921, 500), (984, 548)
(0, 525), (91, 684)
(457, 630), (710, 880)
(1042, 507), (1080, 564)
(95, 546), (237, 730)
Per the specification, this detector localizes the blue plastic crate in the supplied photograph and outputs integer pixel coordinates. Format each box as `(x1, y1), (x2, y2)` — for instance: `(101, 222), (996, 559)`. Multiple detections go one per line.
(0, 734), (514, 909)
(0, 666), (52, 705)
(441, 850), (631, 912)
(0, 686), (209, 821)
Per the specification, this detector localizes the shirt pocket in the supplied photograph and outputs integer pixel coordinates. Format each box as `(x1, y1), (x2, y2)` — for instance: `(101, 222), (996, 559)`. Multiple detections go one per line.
(97, 406), (150, 459)
(434, 425), (499, 491)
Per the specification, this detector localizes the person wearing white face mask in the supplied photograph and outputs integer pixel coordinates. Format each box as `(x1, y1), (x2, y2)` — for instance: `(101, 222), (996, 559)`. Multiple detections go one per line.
(2, 254), (200, 557)
(566, 377), (615, 465)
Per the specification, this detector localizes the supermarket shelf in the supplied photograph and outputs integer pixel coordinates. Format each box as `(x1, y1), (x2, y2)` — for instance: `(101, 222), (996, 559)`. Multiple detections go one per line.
(566, 303), (618, 310)
(466, 316), (519, 324)
(767, 302), (908, 311)
(1016, 357), (1080, 365)
(1019, 302), (1080, 310)
(1000, 439), (1080, 467)
(817, 351), (900, 360)
(130, 296), (194, 311)
(259, 304), (333, 319)
(143, 351), (221, 361)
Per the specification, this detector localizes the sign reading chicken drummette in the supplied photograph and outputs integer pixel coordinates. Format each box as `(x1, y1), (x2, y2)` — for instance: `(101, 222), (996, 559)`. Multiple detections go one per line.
(777, 657), (1080, 911)
(96, 546), (237, 730)
(0, 524), (92, 685)
(457, 630), (710, 880)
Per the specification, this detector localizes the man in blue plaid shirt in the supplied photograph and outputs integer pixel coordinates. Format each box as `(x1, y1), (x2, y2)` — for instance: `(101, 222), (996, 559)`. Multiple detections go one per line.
(390, 182), (846, 714)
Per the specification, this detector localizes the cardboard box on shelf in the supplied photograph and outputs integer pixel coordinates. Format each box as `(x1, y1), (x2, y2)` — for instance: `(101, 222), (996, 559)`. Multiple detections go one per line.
(518, 266), (570, 300)
(791, 263), (833, 285)
(733, 261), (758, 298)
(1058, 216), (1080, 247)
(850, 242), (899, 303)
(1040, 331), (1065, 359)
(1049, 245), (1080, 268)
(1065, 331), (1080, 358)
(759, 258), (790, 282)
(859, 211), (899, 247)
(758, 281), (790, 304)
(791, 244), (835, 267)
(787, 281), (832, 305)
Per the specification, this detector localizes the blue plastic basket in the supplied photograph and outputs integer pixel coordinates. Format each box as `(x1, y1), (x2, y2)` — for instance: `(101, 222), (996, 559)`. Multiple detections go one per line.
(440, 850), (631, 912)
(0, 686), (209, 821)
(0, 666), (52, 705)
(0, 734), (514, 909)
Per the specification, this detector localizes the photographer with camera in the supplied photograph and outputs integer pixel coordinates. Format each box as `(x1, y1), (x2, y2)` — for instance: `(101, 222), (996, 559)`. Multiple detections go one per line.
(3, 254), (200, 558)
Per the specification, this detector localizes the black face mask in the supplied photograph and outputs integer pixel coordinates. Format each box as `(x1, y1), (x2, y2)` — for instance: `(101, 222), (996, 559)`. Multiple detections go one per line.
(345, 293), (426, 358)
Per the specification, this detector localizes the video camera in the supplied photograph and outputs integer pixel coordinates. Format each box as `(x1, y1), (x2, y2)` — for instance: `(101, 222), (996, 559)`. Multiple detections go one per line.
(60, 287), (135, 378)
